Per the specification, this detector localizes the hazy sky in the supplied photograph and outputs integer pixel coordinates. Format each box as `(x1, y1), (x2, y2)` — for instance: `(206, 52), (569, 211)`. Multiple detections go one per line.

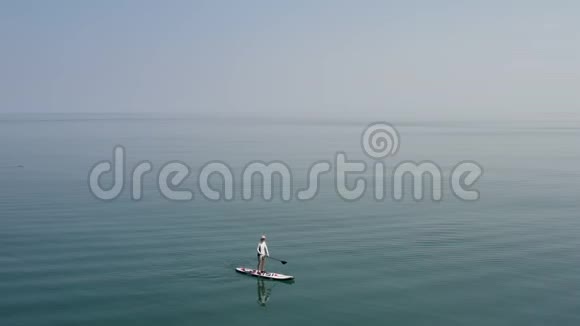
(1, 1), (578, 120)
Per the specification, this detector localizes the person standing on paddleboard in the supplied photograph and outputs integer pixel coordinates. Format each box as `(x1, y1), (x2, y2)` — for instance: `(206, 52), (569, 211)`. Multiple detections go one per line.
(256, 235), (269, 273)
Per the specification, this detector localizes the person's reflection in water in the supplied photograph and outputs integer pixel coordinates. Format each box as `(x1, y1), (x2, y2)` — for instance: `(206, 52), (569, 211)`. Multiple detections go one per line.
(257, 279), (273, 307)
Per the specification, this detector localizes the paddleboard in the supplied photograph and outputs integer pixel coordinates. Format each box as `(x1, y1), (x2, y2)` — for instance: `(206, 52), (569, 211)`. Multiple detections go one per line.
(235, 267), (294, 280)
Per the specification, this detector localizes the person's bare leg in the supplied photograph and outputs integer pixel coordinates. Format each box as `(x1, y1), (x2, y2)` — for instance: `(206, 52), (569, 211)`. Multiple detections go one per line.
(262, 257), (266, 273)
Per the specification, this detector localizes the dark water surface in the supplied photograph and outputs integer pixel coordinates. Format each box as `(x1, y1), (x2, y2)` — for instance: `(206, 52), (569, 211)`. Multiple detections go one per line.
(1, 115), (579, 325)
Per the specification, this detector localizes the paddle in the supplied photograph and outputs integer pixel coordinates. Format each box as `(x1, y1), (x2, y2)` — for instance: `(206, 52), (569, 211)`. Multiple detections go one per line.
(268, 257), (288, 265)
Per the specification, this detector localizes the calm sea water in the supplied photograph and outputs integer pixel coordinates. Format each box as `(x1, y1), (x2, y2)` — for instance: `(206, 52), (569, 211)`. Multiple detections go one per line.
(0, 114), (579, 326)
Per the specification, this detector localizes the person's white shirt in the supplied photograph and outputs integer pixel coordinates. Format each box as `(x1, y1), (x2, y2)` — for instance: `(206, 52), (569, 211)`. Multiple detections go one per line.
(257, 241), (269, 256)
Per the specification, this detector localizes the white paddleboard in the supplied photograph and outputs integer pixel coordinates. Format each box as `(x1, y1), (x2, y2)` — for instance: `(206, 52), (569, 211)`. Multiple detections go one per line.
(235, 267), (294, 280)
